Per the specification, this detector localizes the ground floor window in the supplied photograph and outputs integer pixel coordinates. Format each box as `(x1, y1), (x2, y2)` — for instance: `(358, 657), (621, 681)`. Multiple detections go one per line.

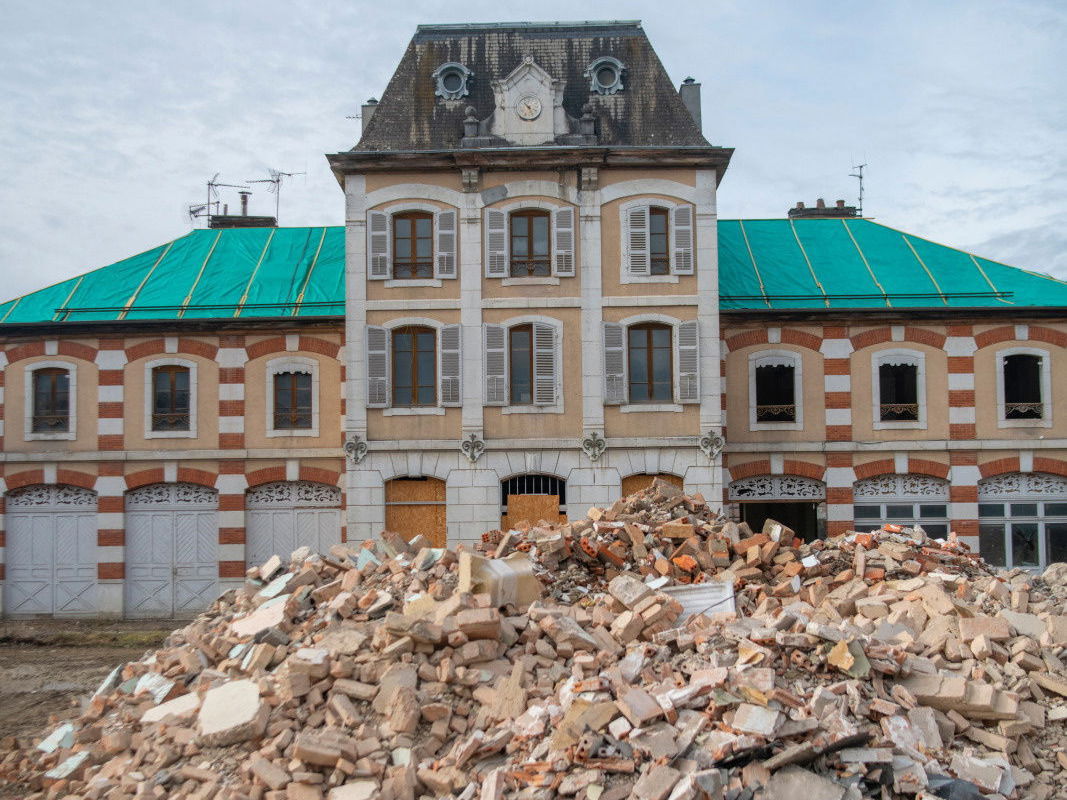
(501, 474), (566, 529)
(853, 474), (949, 538)
(384, 476), (447, 548)
(978, 473), (1067, 569)
(728, 475), (825, 542)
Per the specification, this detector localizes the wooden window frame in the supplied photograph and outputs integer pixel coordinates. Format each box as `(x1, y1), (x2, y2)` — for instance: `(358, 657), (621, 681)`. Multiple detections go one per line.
(509, 209), (551, 277)
(626, 322), (673, 404)
(392, 326), (437, 407)
(150, 364), (191, 431)
(649, 206), (670, 276)
(392, 211), (434, 279)
(31, 367), (70, 433)
(508, 324), (534, 406)
(272, 371), (313, 430)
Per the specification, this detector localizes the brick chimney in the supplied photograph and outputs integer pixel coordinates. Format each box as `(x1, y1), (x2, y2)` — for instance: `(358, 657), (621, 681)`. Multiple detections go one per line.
(788, 198), (858, 219)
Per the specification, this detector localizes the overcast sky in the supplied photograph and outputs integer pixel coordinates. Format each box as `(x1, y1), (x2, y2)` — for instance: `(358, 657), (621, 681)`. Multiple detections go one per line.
(1, 0), (1064, 300)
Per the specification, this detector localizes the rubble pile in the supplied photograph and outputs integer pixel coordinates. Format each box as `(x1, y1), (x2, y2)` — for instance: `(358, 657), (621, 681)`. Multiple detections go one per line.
(4, 481), (1067, 799)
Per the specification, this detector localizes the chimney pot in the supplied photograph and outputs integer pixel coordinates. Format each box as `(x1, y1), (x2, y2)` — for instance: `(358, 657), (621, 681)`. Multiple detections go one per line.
(361, 97), (379, 134)
(796, 201), (805, 209)
(836, 199), (845, 209)
(239, 191), (250, 216)
(816, 198), (826, 209)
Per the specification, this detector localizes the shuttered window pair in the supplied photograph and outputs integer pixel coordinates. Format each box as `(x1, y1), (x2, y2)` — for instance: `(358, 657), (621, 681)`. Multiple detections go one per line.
(484, 207), (575, 278)
(602, 320), (699, 405)
(367, 209), (457, 280)
(484, 322), (558, 407)
(623, 203), (694, 277)
(366, 325), (462, 408)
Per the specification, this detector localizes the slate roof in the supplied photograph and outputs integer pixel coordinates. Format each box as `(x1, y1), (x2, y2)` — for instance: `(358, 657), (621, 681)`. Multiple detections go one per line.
(2, 220), (1065, 327)
(351, 21), (710, 152)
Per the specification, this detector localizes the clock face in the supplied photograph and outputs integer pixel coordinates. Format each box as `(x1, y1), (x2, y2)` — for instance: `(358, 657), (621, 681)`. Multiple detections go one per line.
(516, 95), (542, 120)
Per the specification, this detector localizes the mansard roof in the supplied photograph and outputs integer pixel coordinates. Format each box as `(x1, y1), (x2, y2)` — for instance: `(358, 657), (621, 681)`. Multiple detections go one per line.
(2, 219), (1065, 327)
(348, 21), (711, 152)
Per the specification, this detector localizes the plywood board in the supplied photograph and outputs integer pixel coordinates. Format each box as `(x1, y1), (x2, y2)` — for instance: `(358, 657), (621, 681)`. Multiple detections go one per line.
(385, 477), (446, 503)
(385, 503), (447, 548)
(503, 494), (563, 529)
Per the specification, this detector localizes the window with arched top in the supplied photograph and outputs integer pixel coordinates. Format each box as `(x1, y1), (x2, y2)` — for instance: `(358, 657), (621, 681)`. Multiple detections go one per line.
(266, 357), (318, 437)
(509, 209), (551, 277)
(25, 361), (76, 441)
(150, 364), (192, 433)
(602, 318), (699, 408)
(997, 349), (1049, 426)
(748, 350), (803, 430)
(872, 349), (925, 429)
(979, 472), (1067, 569)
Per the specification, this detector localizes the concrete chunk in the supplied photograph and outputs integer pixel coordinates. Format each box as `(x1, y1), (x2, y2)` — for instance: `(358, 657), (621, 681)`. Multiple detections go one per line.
(197, 679), (268, 746)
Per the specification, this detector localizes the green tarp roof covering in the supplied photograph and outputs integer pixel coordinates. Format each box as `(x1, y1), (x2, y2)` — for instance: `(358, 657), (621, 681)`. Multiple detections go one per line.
(2, 219), (1065, 324)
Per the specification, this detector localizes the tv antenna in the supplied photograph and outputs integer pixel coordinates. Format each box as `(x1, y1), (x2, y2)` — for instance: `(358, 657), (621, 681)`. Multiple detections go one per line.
(246, 168), (305, 223)
(849, 162), (866, 217)
(187, 173), (249, 224)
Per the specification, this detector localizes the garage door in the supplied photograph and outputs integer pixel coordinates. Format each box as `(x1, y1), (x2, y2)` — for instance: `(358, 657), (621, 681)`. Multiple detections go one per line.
(125, 483), (218, 617)
(4, 485), (97, 616)
(246, 481), (342, 567)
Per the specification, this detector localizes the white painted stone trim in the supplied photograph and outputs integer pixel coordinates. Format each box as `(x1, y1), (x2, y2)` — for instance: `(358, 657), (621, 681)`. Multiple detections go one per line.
(24, 360), (76, 441)
(385, 279), (442, 289)
(143, 358), (198, 439)
(501, 277), (559, 287)
(871, 348), (927, 430)
(383, 407), (445, 416)
(748, 349), (803, 431)
(265, 356), (319, 438)
(599, 179), (697, 204)
(995, 346), (1053, 428)
(620, 404), (683, 413)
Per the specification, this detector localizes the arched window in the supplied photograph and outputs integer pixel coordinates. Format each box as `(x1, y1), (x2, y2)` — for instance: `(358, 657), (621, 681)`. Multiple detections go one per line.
(266, 356), (318, 436)
(872, 349), (925, 428)
(151, 364), (191, 431)
(1003, 353), (1043, 420)
(31, 367), (70, 432)
(627, 323), (673, 403)
(979, 473), (1067, 569)
(748, 351), (802, 430)
(509, 209), (551, 277)
(392, 211), (434, 279)
(392, 326), (436, 407)
(853, 474), (949, 537)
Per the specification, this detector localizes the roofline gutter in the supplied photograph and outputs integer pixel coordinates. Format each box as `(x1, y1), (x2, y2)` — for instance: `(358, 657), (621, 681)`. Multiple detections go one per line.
(0, 315), (345, 339)
(719, 306), (1067, 322)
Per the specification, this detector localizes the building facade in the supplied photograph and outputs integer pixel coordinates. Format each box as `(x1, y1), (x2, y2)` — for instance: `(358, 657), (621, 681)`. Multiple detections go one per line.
(1, 21), (1066, 616)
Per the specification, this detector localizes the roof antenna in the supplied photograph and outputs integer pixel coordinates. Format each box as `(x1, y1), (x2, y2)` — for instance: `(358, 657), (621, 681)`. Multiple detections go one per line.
(849, 162), (866, 217)
(246, 168), (306, 224)
(187, 173), (249, 225)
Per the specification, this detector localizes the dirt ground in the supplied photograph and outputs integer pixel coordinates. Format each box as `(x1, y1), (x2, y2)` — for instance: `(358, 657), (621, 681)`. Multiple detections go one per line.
(0, 619), (174, 742)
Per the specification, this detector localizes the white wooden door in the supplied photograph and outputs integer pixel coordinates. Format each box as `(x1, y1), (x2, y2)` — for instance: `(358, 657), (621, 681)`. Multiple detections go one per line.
(246, 481), (341, 567)
(4, 485), (97, 616)
(125, 483), (218, 617)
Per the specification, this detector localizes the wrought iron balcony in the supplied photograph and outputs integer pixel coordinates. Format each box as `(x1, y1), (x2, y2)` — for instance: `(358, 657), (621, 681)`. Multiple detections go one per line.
(755, 404), (796, 422)
(879, 403), (919, 421)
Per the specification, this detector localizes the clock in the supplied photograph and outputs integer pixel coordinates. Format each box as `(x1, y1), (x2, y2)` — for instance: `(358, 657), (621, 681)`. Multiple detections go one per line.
(516, 95), (542, 120)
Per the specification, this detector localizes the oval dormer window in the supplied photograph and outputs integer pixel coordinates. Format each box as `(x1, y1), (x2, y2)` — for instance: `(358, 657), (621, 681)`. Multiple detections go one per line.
(586, 56), (625, 95)
(432, 62), (473, 100)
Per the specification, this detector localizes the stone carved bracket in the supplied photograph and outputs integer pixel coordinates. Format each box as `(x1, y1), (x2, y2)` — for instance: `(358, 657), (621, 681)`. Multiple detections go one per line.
(580, 431), (606, 463)
(344, 433), (368, 465)
(461, 432), (486, 463)
(699, 431), (725, 461)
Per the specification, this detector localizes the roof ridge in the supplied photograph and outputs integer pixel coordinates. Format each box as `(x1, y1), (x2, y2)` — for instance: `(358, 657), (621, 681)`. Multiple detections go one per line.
(415, 21), (641, 32)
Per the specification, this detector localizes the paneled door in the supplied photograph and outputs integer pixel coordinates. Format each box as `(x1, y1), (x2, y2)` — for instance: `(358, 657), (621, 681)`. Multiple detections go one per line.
(245, 481), (342, 567)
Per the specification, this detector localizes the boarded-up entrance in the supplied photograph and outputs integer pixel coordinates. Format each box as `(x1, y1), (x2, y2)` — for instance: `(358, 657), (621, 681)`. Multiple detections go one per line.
(501, 474), (567, 530)
(621, 473), (684, 497)
(385, 477), (446, 547)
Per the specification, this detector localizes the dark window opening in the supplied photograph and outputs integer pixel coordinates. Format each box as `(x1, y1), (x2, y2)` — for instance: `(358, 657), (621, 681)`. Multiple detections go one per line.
(441, 71), (462, 93)
(627, 323), (672, 403)
(392, 212), (434, 279)
(1004, 354), (1043, 419)
(509, 324), (533, 405)
(151, 365), (191, 431)
(273, 371), (313, 430)
(754, 363), (796, 422)
(509, 210), (550, 277)
(32, 367), (70, 432)
(649, 207), (669, 275)
(879, 362), (919, 421)
(392, 326), (436, 407)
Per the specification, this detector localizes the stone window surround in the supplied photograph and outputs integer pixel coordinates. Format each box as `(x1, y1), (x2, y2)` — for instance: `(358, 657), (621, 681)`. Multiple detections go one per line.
(484, 197), (575, 279)
(370, 200), (457, 285)
(747, 349), (803, 432)
(996, 346), (1052, 428)
(24, 359), (77, 441)
(871, 348), (927, 431)
(615, 312), (690, 413)
(143, 357), (198, 440)
(494, 314), (564, 415)
(618, 197), (690, 284)
(266, 356), (320, 437)
(378, 316), (450, 416)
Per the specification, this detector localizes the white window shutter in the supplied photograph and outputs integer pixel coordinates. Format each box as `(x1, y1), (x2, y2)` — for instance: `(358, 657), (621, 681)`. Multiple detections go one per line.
(553, 207), (575, 277)
(366, 326), (389, 408)
(533, 322), (557, 406)
(483, 324), (507, 406)
(603, 322), (626, 405)
(484, 209), (508, 277)
(676, 320), (700, 403)
(435, 210), (457, 279)
(672, 205), (694, 275)
(625, 205), (650, 276)
(368, 211), (391, 279)
(439, 325), (462, 406)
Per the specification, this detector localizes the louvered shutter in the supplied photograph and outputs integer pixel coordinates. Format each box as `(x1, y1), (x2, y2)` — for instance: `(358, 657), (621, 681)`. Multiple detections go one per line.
(368, 211), (391, 279)
(553, 207), (575, 277)
(483, 324), (507, 406)
(439, 325), (461, 406)
(366, 326), (389, 408)
(625, 205), (650, 276)
(533, 323), (557, 406)
(603, 322), (626, 405)
(435, 210), (457, 279)
(671, 205), (694, 275)
(484, 209), (508, 278)
(676, 320), (700, 403)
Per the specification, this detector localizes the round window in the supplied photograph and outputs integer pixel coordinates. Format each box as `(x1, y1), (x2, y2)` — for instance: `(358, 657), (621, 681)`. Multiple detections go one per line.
(586, 57), (625, 95)
(442, 70), (462, 93)
(596, 65), (618, 89)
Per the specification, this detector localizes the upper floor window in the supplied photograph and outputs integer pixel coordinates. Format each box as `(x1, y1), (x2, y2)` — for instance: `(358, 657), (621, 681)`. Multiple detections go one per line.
(748, 351), (802, 430)
(622, 201), (693, 281)
(871, 350), (925, 430)
(628, 323), (673, 403)
(484, 205), (575, 279)
(273, 371), (313, 430)
(484, 321), (559, 410)
(392, 326), (436, 407)
(603, 319), (699, 408)
(392, 212), (434, 279)
(509, 325), (534, 404)
(151, 365), (191, 432)
(367, 323), (461, 412)
(996, 348), (1051, 427)
(32, 367), (70, 432)
(509, 210), (551, 277)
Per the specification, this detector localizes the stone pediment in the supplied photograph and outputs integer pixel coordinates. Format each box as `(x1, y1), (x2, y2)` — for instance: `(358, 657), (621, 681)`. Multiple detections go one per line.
(490, 57), (567, 145)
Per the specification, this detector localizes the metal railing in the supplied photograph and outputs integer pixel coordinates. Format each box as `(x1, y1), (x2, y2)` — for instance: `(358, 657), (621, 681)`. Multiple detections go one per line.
(879, 403), (919, 421)
(31, 414), (69, 432)
(151, 412), (191, 431)
(755, 404), (796, 422)
(1005, 402), (1043, 420)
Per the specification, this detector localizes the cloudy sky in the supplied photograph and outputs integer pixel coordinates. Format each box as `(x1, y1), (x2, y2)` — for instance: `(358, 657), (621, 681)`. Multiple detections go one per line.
(1, 0), (1064, 300)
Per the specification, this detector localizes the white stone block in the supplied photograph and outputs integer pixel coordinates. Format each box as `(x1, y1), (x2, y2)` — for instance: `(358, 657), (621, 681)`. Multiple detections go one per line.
(825, 408), (852, 426)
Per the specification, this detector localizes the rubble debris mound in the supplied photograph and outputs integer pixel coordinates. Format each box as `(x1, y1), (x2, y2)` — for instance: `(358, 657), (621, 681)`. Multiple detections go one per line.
(4, 480), (1067, 799)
